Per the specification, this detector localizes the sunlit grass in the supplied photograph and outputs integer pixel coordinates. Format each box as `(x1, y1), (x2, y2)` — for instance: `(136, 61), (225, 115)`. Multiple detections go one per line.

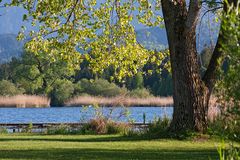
(0, 134), (225, 160)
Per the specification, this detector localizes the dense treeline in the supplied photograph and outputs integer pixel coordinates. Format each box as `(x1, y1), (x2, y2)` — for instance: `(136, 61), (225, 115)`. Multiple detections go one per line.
(0, 47), (213, 106)
(0, 50), (168, 106)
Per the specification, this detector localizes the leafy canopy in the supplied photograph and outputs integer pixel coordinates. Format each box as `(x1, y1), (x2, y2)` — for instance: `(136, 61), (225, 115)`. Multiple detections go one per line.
(8, 0), (166, 80)
(217, 1), (240, 106)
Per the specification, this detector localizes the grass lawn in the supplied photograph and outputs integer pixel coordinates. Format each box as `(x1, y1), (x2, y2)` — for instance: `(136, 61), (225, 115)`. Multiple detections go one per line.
(0, 134), (227, 160)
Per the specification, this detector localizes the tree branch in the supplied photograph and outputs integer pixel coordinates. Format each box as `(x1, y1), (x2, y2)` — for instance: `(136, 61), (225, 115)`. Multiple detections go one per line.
(186, 0), (202, 29)
(199, 6), (222, 25)
(202, 31), (223, 91)
(66, 0), (79, 24)
(201, 0), (223, 5)
(202, 0), (238, 91)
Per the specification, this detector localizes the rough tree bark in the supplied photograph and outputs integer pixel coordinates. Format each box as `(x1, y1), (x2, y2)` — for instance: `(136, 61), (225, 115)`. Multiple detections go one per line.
(161, 0), (237, 133)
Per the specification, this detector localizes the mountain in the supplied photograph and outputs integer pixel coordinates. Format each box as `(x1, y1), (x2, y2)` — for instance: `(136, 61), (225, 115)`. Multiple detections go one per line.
(136, 25), (219, 52)
(0, 34), (24, 63)
(0, 24), (219, 64)
(0, 4), (219, 63)
(136, 27), (168, 51)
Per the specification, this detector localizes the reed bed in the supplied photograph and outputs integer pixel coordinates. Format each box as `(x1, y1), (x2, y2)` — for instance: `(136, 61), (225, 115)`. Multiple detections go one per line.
(66, 95), (221, 120)
(0, 95), (50, 108)
(208, 96), (221, 121)
(65, 95), (174, 107)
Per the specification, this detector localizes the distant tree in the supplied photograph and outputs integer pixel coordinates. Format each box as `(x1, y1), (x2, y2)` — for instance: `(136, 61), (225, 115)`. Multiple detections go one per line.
(126, 72), (144, 90)
(199, 47), (213, 70)
(0, 63), (11, 80)
(0, 80), (24, 96)
(75, 78), (127, 97)
(74, 57), (94, 81)
(50, 79), (75, 106)
(10, 51), (76, 95)
(152, 74), (173, 97)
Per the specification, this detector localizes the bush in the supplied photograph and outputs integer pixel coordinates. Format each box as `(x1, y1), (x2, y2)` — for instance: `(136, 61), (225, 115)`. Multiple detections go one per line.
(208, 112), (240, 141)
(81, 118), (131, 135)
(47, 124), (71, 134)
(107, 121), (131, 134)
(50, 79), (74, 106)
(0, 127), (8, 134)
(127, 88), (152, 98)
(84, 118), (108, 134)
(75, 78), (127, 97)
(22, 123), (33, 133)
(146, 116), (171, 138)
(0, 80), (24, 96)
(216, 142), (240, 160)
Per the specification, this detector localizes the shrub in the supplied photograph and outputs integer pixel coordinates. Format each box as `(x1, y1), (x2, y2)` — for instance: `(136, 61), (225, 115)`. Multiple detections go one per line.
(0, 80), (24, 96)
(75, 78), (127, 97)
(0, 127), (8, 134)
(86, 118), (108, 134)
(50, 79), (74, 106)
(81, 118), (131, 135)
(208, 113), (240, 141)
(146, 116), (171, 138)
(216, 142), (240, 160)
(127, 88), (152, 98)
(22, 122), (33, 133)
(107, 121), (131, 134)
(47, 124), (71, 134)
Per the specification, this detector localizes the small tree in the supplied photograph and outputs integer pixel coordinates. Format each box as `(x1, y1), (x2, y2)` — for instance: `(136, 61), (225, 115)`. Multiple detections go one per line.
(50, 79), (75, 106)
(0, 80), (24, 96)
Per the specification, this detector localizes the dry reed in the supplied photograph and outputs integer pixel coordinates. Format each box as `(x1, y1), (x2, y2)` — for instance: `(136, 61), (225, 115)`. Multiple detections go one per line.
(208, 96), (221, 122)
(0, 95), (50, 108)
(65, 95), (173, 107)
(66, 95), (222, 120)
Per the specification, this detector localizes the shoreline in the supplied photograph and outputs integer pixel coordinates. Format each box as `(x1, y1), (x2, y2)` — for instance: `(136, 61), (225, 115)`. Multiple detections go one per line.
(0, 105), (172, 108)
(0, 95), (219, 108)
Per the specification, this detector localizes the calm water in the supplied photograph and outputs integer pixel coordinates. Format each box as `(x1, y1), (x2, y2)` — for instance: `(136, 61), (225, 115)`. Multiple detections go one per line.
(0, 106), (173, 123)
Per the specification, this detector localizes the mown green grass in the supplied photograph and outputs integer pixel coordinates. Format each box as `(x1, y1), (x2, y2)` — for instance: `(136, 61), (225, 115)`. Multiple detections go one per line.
(0, 134), (226, 160)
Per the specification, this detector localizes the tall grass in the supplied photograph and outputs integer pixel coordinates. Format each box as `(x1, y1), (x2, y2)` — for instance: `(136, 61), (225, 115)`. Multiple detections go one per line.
(208, 96), (221, 122)
(66, 95), (221, 120)
(65, 95), (173, 107)
(0, 95), (50, 108)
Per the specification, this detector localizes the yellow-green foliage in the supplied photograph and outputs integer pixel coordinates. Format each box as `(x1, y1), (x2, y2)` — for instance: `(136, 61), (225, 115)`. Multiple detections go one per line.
(8, 0), (166, 81)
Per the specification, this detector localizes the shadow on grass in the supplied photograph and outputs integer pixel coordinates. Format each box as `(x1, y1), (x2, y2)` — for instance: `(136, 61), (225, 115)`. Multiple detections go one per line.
(0, 148), (218, 160)
(0, 135), (163, 142)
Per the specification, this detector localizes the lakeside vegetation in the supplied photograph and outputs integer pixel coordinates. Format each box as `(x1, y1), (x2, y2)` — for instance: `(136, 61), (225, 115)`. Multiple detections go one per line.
(0, 95), (50, 108)
(65, 95), (173, 107)
(0, 94), (220, 109)
(0, 50), (173, 106)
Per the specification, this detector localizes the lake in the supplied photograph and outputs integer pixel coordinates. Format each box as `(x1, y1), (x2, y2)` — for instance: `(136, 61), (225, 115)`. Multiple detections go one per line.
(0, 106), (173, 123)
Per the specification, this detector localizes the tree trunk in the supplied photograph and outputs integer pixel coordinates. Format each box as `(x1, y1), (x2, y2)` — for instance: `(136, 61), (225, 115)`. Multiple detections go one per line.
(169, 33), (210, 132)
(160, 0), (238, 133)
(161, 0), (210, 133)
